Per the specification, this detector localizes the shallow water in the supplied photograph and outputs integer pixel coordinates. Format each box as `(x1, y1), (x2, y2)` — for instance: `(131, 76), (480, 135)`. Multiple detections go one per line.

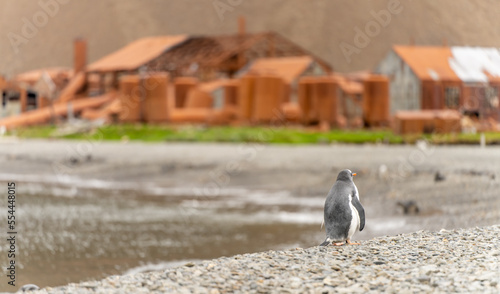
(0, 185), (331, 292)
(0, 178), (445, 292)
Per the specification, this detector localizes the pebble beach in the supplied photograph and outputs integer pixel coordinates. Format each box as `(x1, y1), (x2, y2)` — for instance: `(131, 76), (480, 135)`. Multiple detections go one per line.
(31, 225), (499, 294)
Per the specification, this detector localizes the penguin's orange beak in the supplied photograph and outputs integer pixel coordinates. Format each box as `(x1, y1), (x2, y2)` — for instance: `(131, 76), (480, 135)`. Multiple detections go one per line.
(352, 173), (357, 176)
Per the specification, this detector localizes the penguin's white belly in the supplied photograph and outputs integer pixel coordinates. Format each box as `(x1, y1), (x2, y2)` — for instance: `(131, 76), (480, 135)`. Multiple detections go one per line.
(347, 195), (360, 239)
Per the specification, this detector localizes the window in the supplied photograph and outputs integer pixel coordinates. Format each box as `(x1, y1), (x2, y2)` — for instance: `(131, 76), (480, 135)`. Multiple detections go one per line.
(444, 87), (460, 109)
(485, 86), (499, 109)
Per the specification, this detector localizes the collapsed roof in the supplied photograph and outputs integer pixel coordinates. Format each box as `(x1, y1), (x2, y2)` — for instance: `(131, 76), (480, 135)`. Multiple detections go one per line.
(87, 32), (332, 78)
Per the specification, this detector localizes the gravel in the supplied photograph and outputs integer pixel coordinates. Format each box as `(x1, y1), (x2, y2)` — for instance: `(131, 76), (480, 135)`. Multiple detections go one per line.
(30, 225), (500, 294)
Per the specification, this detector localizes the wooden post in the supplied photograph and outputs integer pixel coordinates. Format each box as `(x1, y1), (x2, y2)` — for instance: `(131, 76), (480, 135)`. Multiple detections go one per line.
(20, 88), (27, 113)
(99, 73), (105, 95)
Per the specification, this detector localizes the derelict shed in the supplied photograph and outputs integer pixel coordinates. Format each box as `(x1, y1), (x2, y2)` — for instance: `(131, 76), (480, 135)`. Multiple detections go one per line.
(376, 45), (500, 121)
(146, 32), (332, 80)
(87, 32), (332, 87)
(0, 68), (72, 117)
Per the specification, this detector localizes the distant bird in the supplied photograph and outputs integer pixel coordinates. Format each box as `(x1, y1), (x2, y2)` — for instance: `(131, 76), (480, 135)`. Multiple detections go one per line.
(69, 156), (79, 165)
(397, 200), (419, 215)
(19, 284), (39, 292)
(320, 169), (365, 246)
(434, 171), (446, 182)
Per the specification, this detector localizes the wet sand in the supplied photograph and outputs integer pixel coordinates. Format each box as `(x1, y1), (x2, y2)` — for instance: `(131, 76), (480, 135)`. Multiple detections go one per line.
(0, 138), (499, 292)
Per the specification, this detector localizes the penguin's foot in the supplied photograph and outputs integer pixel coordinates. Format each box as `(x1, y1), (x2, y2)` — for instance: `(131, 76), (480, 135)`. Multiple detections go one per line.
(333, 242), (344, 246)
(346, 239), (360, 245)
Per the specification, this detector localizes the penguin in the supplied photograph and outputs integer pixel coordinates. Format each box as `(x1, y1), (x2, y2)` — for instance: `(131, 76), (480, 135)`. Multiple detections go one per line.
(320, 169), (365, 246)
(19, 284), (40, 292)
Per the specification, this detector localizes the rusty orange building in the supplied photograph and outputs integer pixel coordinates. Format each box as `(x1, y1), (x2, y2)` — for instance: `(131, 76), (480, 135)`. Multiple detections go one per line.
(1, 26), (397, 131)
(377, 45), (500, 122)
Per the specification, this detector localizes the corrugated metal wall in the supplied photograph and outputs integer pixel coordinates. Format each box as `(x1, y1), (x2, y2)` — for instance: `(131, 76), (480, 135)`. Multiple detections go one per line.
(376, 50), (421, 114)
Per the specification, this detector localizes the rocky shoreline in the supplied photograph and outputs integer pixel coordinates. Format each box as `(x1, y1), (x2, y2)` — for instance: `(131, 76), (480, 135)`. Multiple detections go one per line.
(31, 225), (499, 294)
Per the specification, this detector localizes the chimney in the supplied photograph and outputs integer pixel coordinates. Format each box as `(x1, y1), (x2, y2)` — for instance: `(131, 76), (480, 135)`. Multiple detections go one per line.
(74, 38), (87, 73)
(238, 16), (246, 36)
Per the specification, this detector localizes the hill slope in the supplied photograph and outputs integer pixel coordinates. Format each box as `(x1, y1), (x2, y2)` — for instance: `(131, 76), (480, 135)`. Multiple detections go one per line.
(2, 0), (500, 76)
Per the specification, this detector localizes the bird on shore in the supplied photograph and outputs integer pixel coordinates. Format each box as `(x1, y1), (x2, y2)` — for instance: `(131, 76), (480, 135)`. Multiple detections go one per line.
(397, 200), (419, 215)
(434, 171), (446, 182)
(20, 284), (39, 292)
(320, 169), (365, 246)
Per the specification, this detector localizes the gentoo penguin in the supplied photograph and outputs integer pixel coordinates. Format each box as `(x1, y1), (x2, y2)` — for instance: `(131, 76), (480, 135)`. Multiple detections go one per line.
(320, 169), (365, 246)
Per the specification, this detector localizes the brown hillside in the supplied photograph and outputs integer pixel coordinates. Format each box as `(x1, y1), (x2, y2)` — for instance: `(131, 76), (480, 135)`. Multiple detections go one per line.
(1, 0), (500, 77)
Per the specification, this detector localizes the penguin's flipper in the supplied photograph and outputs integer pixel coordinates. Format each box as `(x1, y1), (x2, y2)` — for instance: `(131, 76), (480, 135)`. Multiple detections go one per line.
(351, 196), (365, 231)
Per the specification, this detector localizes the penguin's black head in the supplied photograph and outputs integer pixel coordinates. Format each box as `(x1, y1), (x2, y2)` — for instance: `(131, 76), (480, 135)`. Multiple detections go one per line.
(337, 169), (357, 182)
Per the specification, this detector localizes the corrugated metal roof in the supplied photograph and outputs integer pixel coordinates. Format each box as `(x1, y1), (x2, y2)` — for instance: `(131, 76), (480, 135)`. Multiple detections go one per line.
(393, 46), (458, 81)
(87, 35), (189, 73)
(393, 45), (500, 83)
(243, 56), (314, 83)
(449, 47), (500, 83)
